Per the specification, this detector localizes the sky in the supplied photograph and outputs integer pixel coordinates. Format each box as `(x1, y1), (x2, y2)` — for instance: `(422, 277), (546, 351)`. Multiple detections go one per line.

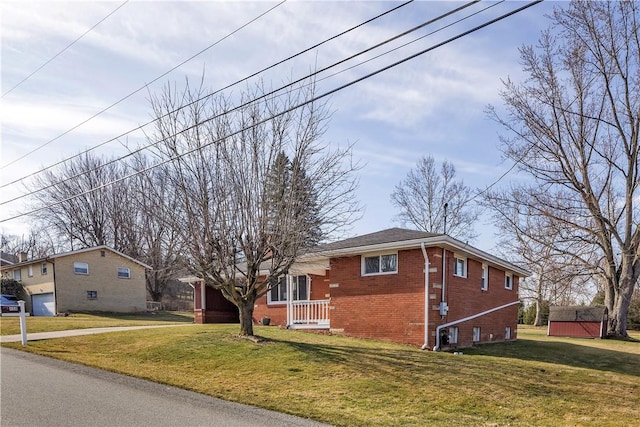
(0, 0), (559, 253)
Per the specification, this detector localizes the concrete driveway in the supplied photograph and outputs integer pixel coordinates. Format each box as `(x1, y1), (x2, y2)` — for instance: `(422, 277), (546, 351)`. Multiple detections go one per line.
(1, 347), (331, 427)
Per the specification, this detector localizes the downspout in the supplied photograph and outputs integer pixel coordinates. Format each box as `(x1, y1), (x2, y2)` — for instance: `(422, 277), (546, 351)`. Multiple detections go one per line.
(51, 258), (57, 316)
(441, 247), (447, 313)
(433, 300), (520, 351)
(420, 243), (430, 350)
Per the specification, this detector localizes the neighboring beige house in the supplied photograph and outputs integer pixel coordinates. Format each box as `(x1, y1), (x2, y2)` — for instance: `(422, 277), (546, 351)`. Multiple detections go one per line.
(0, 246), (149, 316)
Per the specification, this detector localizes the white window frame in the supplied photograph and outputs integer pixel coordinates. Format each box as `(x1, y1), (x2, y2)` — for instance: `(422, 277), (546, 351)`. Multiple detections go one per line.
(481, 264), (488, 291)
(267, 275), (309, 305)
(448, 327), (459, 344)
(41, 263), (48, 275)
(13, 268), (21, 281)
(73, 262), (89, 275)
(505, 273), (513, 290)
(361, 252), (398, 276)
(453, 256), (467, 278)
(117, 267), (131, 279)
(505, 326), (511, 340)
(28, 265), (33, 277)
(473, 327), (481, 342)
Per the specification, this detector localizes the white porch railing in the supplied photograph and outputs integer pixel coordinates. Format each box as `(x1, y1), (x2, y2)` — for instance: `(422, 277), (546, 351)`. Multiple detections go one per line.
(287, 299), (330, 329)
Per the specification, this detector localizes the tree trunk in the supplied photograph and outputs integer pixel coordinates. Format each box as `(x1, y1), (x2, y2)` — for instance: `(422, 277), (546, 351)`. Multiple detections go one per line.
(609, 276), (635, 337)
(238, 300), (255, 336)
(534, 299), (544, 327)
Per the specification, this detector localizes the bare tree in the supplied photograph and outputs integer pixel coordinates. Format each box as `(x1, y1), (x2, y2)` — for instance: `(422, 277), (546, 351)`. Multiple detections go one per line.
(486, 1), (640, 336)
(28, 151), (184, 303)
(148, 77), (360, 336)
(489, 204), (596, 325)
(391, 155), (480, 241)
(29, 152), (127, 250)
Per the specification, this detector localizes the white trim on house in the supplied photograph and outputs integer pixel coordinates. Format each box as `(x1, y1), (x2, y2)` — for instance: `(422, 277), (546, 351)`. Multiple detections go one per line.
(298, 235), (530, 278)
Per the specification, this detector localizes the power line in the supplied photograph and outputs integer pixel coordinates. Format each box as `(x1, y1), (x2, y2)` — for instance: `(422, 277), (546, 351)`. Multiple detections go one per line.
(0, 0), (543, 224)
(0, 1), (478, 205)
(2, 1), (130, 98)
(0, 0), (287, 170)
(0, 0), (414, 188)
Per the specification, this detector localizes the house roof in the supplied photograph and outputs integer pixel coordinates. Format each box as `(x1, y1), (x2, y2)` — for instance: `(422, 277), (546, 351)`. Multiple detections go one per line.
(549, 306), (608, 322)
(0, 252), (18, 266)
(300, 227), (530, 277)
(312, 228), (441, 252)
(0, 245), (151, 270)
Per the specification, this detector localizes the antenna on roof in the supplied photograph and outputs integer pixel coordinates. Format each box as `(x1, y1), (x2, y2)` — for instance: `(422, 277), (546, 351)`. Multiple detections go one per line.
(443, 203), (448, 235)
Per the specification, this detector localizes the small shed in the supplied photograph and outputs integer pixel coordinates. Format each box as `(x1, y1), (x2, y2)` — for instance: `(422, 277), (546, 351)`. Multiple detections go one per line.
(547, 306), (608, 338)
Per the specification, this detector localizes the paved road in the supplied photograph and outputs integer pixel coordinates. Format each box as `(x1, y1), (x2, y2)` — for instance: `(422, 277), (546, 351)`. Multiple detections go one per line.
(1, 347), (330, 427)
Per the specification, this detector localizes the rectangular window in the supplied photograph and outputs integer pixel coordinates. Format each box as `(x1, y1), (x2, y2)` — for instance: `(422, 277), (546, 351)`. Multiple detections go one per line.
(74, 262), (89, 275)
(117, 267), (131, 279)
(453, 257), (466, 277)
(13, 269), (21, 281)
(505, 326), (511, 340)
(100, 250), (106, 257)
(362, 253), (398, 276)
(87, 291), (97, 300)
(41, 263), (48, 275)
(481, 264), (488, 291)
(473, 327), (481, 342)
(448, 327), (459, 344)
(268, 275), (308, 304)
(505, 273), (513, 290)
(28, 265), (33, 277)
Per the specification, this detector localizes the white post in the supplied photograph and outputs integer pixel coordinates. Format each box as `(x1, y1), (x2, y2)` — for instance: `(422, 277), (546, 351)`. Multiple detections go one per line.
(18, 300), (27, 345)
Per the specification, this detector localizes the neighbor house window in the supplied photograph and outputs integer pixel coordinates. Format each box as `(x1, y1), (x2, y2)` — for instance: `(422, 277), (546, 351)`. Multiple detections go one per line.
(268, 275), (308, 304)
(74, 262), (89, 275)
(362, 253), (397, 276)
(481, 264), (488, 291)
(473, 327), (481, 342)
(448, 327), (459, 344)
(505, 273), (513, 290)
(87, 291), (97, 300)
(100, 250), (106, 257)
(13, 268), (21, 281)
(453, 256), (466, 277)
(28, 265), (33, 277)
(117, 267), (131, 279)
(41, 263), (48, 275)
(505, 326), (511, 340)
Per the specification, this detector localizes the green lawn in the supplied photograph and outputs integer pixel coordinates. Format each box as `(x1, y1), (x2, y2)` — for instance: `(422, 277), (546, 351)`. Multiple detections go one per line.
(2, 323), (639, 426)
(0, 311), (193, 335)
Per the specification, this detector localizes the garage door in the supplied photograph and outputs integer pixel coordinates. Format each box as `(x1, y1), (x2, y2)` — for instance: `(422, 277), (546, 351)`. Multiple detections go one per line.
(32, 293), (55, 316)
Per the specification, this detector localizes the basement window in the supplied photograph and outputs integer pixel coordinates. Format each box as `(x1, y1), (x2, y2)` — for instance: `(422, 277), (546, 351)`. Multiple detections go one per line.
(362, 253), (397, 276)
(448, 327), (459, 344)
(505, 326), (511, 340)
(473, 327), (481, 342)
(87, 291), (97, 300)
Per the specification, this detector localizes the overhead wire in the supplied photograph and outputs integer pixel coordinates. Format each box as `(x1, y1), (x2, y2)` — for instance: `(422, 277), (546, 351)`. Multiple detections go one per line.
(0, 0), (476, 201)
(0, 0), (288, 170)
(1, 0), (130, 98)
(0, 0), (477, 201)
(0, 0), (416, 189)
(0, 0), (543, 224)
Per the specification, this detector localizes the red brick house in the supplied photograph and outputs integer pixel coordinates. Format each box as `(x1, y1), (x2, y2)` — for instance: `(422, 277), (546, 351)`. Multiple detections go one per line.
(186, 228), (529, 349)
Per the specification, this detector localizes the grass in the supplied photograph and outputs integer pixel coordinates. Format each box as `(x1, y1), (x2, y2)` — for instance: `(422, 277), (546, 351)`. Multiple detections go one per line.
(2, 323), (639, 426)
(0, 311), (193, 335)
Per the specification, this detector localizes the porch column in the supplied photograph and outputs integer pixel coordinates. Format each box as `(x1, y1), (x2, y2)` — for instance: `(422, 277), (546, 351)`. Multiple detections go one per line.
(286, 274), (293, 326)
